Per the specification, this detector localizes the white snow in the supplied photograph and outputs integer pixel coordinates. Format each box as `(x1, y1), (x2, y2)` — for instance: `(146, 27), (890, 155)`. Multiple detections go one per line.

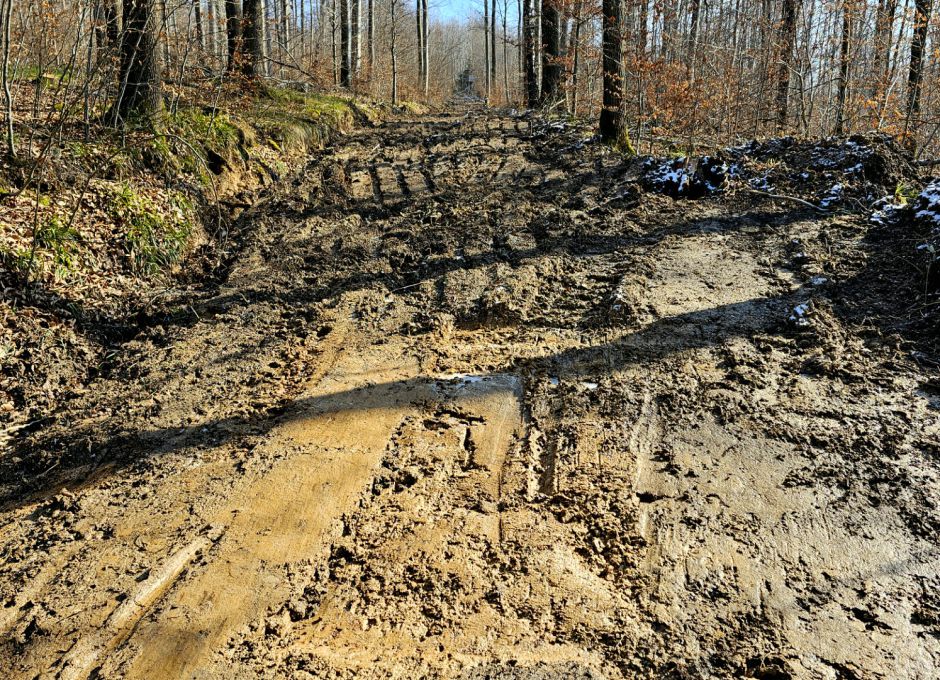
(914, 180), (940, 227)
(819, 183), (844, 208)
(789, 302), (811, 326)
(809, 276), (828, 286)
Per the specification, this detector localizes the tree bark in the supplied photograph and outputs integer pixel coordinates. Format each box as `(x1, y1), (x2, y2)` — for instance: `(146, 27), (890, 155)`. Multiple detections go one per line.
(540, 0), (561, 104)
(599, 0), (625, 142)
(775, 0), (799, 131)
(905, 0), (932, 141)
(340, 0), (350, 86)
(241, 0), (265, 78)
(367, 0), (374, 73)
(422, 0), (429, 95)
(484, 0), (490, 98)
(193, 0), (205, 49)
(570, 0), (581, 114)
(390, 0), (398, 102)
(114, 0), (164, 126)
(522, 0), (537, 105)
(687, 0), (700, 70)
(225, 0), (241, 71)
(489, 0), (496, 93)
(351, 0), (360, 74)
(416, 0), (424, 86)
(834, 0), (851, 135)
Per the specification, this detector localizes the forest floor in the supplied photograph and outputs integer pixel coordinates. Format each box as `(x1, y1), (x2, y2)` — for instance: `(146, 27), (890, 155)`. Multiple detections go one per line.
(2, 108), (940, 679)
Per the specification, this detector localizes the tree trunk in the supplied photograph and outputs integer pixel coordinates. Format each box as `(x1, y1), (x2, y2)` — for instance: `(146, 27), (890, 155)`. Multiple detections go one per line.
(570, 0), (581, 113)
(775, 0), (799, 131)
(484, 0), (490, 98)
(599, 0), (625, 143)
(687, 0), (700, 70)
(905, 0), (932, 142)
(390, 0), (398, 103)
(242, 0), (264, 78)
(351, 0), (359, 75)
(1, 0), (14, 157)
(834, 0), (851, 135)
(281, 0), (291, 53)
(502, 0), (509, 104)
(422, 0), (428, 95)
(416, 0), (424, 86)
(340, 0), (350, 85)
(367, 0), (374, 73)
(106, 0), (120, 44)
(489, 0), (496, 94)
(872, 0), (898, 103)
(522, 0), (537, 105)
(194, 0), (205, 49)
(540, 0), (561, 104)
(114, 0), (163, 126)
(331, 0), (338, 84)
(225, 0), (240, 71)
(206, 0), (217, 58)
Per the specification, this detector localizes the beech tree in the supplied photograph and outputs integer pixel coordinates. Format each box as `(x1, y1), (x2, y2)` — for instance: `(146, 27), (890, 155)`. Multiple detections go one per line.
(113, 0), (163, 125)
(598, 0), (624, 143)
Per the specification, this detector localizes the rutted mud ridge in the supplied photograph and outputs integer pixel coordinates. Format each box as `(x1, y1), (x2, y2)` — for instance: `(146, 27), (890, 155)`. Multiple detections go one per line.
(2, 110), (940, 679)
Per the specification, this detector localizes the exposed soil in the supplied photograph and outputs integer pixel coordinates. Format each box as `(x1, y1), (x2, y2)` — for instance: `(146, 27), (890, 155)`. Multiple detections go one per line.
(2, 109), (939, 679)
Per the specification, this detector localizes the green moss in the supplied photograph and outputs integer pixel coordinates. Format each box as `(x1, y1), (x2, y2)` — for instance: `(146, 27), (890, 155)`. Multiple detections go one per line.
(109, 183), (192, 276)
(170, 107), (241, 152)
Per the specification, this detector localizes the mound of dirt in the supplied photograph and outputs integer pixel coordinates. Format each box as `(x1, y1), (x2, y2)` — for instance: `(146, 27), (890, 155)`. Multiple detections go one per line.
(641, 134), (922, 211)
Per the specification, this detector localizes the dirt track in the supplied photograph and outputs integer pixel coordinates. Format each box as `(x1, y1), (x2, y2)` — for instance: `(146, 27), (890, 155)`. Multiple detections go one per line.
(2, 110), (940, 679)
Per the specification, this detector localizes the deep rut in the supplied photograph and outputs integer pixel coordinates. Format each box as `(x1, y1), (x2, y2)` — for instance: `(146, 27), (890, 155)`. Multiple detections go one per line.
(1, 110), (939, 679)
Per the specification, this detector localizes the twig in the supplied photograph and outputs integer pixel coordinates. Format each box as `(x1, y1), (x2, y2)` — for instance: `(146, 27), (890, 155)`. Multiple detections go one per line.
(744, 188), (828, 212)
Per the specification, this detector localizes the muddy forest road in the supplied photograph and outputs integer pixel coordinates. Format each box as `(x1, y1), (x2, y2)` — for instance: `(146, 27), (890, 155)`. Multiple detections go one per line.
(2, 110), (940, 679)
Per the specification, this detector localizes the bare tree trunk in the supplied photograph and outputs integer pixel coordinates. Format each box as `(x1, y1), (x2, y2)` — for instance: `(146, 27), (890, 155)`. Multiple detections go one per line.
(242, 0), (264, 78)
(114, 0), (164, 126)
(570, 0), (582, 114)
(206, 0), (217, 59)
(104, 0), (120, 46)
(225, 0), (241, 70)
(282, 0), (291, 49)
(522, 0), (537, 105)
(834, 0), (851, 134)
(194, 0), (205, 49)
(599, 0), (625, 142)
(905, 0), (932, 145)
(502, 0), (510, 104)
(775, 0), (799, 131)
(872, 0), (898, 107)
(1, 0), (13, 157)
(490, 0), (496, 94)
(351, 0), (359, 75)
(484, 0), (490, 98)
(331, 0), (339, 84)
(541, 0), (561, 103)
(367, 0), (374, 74)
(391, 0), (398, 102)
(416, 0), (424, 86)
(687, 0), (700, 70)
(422, 0), (428, 96)
(340, 0), (350, 85)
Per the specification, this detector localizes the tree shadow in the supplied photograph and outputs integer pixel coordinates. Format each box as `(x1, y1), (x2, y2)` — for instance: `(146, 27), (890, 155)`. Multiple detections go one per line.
(0, 292), (790, 511)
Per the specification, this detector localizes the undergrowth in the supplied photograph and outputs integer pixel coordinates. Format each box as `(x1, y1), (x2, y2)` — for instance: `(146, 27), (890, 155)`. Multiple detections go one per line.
(110, 183), (193, 276)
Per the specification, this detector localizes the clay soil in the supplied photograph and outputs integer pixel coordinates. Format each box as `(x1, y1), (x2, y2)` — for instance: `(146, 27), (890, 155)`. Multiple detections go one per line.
(2, 110), (939, 679)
